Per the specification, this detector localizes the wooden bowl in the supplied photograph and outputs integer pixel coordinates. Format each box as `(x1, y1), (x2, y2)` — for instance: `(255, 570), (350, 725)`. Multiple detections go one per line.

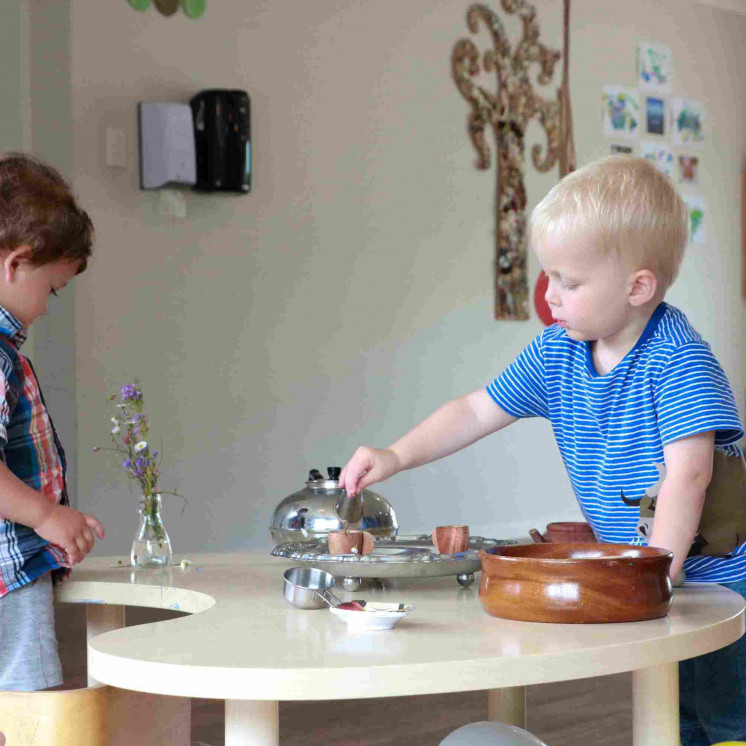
(479, 543), (673, 624)
(529, 521), (597, 544)
(544, 521), (596, 543)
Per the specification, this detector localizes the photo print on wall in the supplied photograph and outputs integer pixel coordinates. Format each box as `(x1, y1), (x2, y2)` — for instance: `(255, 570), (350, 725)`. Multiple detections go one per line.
(646, 97), (666, 135)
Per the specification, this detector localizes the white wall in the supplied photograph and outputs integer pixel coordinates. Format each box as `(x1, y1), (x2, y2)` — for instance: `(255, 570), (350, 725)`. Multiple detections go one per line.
(0, 0), (32, 359)
(63, 0), (746, 555)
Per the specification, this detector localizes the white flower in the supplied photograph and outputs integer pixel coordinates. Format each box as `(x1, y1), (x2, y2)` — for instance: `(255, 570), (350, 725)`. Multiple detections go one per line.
(111, 426), (120, 435)
(134, 441), (148, 452)
(110, 417), (119, 424)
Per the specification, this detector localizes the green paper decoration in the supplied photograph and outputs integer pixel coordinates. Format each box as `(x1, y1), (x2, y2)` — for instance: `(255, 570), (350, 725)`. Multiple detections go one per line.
(126, 0), (206, 19)
(154, 0), (179, 15)
(183, 0), (206, 19)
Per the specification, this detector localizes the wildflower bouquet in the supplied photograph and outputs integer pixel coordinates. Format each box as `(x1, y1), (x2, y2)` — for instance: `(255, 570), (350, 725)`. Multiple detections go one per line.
(94, 383), (182, 554)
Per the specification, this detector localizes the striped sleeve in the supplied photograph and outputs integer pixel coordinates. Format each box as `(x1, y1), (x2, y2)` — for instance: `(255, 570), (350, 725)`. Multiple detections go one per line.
(654, 342), (743, 447)
(486, 332), (549, 419)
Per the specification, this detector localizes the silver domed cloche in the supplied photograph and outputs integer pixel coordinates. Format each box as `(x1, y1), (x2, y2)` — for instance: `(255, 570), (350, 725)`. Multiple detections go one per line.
(270, 467), (399, 545)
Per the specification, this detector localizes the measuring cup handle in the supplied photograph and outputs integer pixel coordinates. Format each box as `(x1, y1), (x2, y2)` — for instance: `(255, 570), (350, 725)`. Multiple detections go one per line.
(325, 589), (343, 607)
(313, 589), (339, 607)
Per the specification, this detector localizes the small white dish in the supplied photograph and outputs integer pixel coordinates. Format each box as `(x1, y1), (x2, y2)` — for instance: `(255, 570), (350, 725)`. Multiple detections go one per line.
(329, 602), (415, 631)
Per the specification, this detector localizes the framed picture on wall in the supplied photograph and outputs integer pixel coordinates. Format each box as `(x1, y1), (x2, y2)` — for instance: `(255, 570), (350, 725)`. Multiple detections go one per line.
(645, 97), (666, 136)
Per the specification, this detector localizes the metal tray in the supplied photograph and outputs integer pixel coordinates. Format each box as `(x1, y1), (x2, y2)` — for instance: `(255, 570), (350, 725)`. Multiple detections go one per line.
(271, 534), (516, 589)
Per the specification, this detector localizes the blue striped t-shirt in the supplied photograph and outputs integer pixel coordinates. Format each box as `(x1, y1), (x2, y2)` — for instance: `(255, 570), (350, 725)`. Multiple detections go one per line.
(487, 302), (746, 583)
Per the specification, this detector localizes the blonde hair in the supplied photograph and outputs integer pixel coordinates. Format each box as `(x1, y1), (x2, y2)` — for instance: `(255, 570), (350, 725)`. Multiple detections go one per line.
(529, 156), (689, 289)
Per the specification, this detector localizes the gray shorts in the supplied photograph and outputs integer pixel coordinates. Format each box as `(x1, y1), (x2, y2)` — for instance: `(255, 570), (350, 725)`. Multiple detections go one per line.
(0, 573), (63, 691)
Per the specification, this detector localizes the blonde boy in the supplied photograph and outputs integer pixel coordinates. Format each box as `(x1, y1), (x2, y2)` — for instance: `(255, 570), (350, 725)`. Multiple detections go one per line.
(340, 156), (746, 744)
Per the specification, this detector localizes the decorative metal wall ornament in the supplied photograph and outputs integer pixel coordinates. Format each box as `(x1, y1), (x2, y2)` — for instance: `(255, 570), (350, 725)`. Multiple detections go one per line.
(452, 1), (575, 320)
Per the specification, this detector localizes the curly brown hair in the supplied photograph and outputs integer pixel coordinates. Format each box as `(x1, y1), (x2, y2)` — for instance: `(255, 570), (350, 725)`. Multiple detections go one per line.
(0, 152), (93, 273)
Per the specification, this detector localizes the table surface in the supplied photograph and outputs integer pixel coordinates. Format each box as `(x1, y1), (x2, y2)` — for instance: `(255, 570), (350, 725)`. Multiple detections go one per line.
(55, 551), (746, 702)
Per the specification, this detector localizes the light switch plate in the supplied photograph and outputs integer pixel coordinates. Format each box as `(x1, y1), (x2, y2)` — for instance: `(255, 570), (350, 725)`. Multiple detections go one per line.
(106, 127), (127, 168)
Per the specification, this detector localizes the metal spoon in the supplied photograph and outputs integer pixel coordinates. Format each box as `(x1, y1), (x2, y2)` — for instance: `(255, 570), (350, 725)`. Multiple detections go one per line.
(334, 490), (363, 527)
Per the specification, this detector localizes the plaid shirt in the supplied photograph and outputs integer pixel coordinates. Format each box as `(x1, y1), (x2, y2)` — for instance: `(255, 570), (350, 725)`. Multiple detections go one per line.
(0, 305), (69, 596)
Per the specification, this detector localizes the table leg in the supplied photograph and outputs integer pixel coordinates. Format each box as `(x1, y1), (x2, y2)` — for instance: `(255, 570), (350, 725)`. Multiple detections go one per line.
(632, 662), (679, 746)
(86, 604), (125, 686)
(225, 700), (279, 745)
(487, 687), (526, 728)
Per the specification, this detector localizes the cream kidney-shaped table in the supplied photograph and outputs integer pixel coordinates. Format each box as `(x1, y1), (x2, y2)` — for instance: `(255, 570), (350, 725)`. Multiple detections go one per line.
(55, 551), (745, 746)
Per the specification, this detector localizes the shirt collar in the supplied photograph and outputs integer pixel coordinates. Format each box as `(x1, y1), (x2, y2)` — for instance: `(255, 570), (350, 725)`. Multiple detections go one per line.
(0, 304), (27, 350)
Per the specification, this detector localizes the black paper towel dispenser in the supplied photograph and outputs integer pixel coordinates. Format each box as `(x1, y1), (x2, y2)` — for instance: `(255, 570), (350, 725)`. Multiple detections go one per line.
(190, 89), (251, 193)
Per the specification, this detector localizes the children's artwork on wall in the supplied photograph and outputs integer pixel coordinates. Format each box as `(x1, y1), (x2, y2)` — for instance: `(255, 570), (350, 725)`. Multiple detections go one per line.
(452, 1), (575, 321)
(678, 155), (699, 186)
(683, 194), (706, 245)
(602, 87), (640, 138)
(672, 98), (705, 148)
(641, 142), (674, 177)
(637, 43), (673, 94)
(611, 144), (634, 155)
(645, 97), (665, 135)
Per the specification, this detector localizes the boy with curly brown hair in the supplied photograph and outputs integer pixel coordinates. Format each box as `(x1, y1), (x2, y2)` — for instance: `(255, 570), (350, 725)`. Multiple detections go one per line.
(0, 153), (105, 691)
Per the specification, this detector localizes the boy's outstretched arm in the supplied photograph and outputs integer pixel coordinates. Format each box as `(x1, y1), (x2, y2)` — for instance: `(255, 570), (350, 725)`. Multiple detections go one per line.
(648, 430), (715, 582)
(339, 388), (517, 495)
(0, 460), (105, 565)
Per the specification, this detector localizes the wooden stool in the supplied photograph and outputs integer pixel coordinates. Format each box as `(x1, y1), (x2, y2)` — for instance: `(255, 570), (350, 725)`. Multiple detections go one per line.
(0, 685), (108, 745)
(0, 684), (191, 746)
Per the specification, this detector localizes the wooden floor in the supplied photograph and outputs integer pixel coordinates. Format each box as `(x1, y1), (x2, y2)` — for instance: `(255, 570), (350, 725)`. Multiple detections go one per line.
(55, 601), (633, 745)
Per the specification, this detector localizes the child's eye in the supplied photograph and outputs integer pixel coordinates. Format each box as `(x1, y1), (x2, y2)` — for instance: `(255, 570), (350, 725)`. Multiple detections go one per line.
(560, 281), (576, 290)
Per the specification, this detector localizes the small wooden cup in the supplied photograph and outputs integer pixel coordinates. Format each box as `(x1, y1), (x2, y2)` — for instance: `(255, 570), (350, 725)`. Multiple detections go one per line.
(433, 525), (470, 554)
(327, 530), (375, 556)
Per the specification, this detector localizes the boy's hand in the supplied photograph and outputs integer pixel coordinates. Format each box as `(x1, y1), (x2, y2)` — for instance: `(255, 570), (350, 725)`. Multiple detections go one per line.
(339, 447), (402, 495)
(34, 504), (105, 566)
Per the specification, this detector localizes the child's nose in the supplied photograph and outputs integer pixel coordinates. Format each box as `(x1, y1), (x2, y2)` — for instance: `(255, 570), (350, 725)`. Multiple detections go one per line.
(545, 282), (559, 306)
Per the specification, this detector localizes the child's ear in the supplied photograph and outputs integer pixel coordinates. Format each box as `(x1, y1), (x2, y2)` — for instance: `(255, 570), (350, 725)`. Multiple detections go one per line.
(628, 269), (658, 306)
(2, 245), (33, 283)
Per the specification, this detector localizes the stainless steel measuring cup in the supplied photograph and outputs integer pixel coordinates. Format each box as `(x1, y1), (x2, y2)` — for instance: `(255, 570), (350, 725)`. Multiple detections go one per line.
(283, 566), (343, 609)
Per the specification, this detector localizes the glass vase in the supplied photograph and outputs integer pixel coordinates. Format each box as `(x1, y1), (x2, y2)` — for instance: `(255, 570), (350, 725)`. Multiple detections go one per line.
(130, 494), (173, 568)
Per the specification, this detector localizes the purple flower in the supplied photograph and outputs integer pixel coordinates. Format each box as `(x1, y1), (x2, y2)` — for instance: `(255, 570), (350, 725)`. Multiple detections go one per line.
(123, 459), (132, 470)
(121, 384), (142, 403)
